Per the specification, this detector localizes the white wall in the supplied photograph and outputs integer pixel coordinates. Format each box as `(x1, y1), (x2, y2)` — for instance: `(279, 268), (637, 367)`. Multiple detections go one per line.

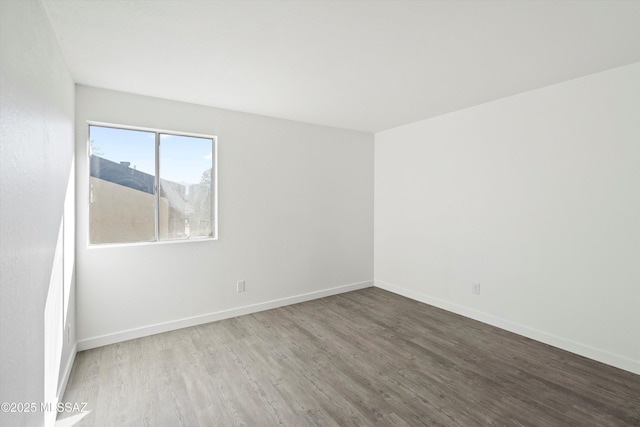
(0, 1), (76, 426)
(375, 63), (640, 374)
(75, 86), (373, 348)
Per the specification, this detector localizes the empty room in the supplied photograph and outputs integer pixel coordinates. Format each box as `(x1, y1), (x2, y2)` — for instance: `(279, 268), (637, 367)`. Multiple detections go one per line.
(1, 0), (639, 426)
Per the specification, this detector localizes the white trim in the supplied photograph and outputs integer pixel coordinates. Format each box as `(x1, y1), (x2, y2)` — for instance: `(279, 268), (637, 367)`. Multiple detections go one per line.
(374, 280), (640, 376)
(87, 236), (217, 249)
(77, 280), (374, 351)
(87, 120), (215, 140)
(211, 130), (219, 240)
(57, 342), (77, 401)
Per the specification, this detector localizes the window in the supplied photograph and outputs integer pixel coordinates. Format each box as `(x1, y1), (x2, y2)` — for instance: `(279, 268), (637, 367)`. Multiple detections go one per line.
(88, 124), (217, 245)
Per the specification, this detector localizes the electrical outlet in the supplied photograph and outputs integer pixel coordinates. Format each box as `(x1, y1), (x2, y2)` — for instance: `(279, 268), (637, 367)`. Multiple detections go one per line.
(237, 280), (245, 293)
(472, 283), (481, 295)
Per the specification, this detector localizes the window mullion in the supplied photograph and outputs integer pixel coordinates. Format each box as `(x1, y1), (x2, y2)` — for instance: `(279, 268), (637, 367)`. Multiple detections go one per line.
(154, 132), (160, 241)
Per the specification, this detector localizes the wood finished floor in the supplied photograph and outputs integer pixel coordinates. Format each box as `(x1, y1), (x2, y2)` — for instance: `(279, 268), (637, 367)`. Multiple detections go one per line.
(59, 288), (640, 426)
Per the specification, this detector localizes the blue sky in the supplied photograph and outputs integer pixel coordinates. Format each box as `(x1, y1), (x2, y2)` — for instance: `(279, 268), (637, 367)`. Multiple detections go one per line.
(89, 126), (213, 185)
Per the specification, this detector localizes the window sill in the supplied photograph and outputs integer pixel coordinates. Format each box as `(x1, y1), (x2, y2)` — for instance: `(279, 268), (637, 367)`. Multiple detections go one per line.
(88, 236), (217, 249)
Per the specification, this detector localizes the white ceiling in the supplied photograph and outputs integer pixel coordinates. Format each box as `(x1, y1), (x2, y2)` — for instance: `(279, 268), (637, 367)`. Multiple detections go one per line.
(43, 0), (640, 133)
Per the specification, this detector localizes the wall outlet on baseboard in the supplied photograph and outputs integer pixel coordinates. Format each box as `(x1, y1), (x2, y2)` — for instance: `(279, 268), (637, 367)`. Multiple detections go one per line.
(237, 280), (246, 293)
(472, 283), (481, 295)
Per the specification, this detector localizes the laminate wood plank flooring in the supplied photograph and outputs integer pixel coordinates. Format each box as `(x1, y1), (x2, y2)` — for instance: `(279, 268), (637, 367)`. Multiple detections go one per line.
(58, 288), (640, 426)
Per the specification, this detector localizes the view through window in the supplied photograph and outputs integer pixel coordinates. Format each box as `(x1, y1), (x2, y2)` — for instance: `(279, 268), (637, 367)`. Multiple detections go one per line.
(88, 124), (216, 244)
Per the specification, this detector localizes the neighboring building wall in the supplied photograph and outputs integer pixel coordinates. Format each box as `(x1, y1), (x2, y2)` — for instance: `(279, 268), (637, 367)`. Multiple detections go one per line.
(89, 165), (212, 243)
(89, 177), (168, 244)
(0, 1), (76, 426)
(89, 154), (213, 242)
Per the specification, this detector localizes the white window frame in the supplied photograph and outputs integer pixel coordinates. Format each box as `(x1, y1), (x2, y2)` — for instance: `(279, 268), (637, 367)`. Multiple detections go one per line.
(87, 121), (218, 246)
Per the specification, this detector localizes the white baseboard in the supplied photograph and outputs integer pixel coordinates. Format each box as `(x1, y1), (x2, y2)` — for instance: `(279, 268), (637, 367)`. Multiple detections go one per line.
(57, 341), (77, 400)
(77, 280), (373, 351)
(374, 280), (640, 376)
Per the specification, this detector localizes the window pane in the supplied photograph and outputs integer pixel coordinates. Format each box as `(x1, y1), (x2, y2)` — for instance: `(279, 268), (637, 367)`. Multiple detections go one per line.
(159, 134), (213, 240)
(89, 126), (156, 244)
